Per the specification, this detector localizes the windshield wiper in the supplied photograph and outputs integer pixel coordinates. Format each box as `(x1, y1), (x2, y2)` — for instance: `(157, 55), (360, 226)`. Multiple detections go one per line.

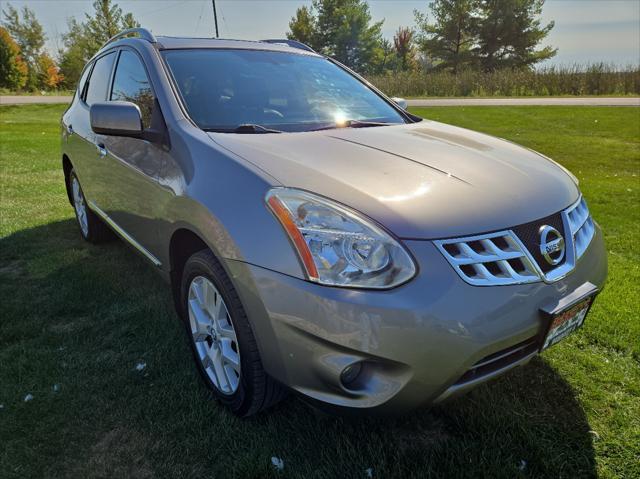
(233, 124), (282, 134)
(204, 124), (283, 134)
(309, 120), (395, 132)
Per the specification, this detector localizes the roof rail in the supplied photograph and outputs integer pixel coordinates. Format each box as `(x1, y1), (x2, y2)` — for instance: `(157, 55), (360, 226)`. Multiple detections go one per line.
(261, 39), (315, 53)
(101, 27), (157, 49)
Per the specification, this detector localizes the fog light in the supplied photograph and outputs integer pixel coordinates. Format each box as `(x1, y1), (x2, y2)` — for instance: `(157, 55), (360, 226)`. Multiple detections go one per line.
(340, 362), (363, 388)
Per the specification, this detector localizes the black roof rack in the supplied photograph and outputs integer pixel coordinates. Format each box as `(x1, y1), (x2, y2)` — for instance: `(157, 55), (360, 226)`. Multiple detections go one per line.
(261, 39), (315, 53)
(101, 27), (157, 49)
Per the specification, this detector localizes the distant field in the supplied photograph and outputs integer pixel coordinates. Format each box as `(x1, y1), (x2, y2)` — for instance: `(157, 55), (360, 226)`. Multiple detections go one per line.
(369, 65), (640, 98)
(1, 104), (638, 478)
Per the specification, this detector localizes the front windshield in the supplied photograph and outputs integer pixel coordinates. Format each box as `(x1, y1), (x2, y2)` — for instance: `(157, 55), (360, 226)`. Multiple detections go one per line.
(162, 49), (406, 132)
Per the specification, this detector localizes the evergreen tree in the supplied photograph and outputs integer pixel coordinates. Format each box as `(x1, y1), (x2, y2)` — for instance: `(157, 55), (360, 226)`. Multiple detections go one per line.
(287, 6), (317, 47)
(475, 0), (556, 71)
(414, 0), (556, 72)
(414, 0), (477, 73)
(287, 0), (384, 74)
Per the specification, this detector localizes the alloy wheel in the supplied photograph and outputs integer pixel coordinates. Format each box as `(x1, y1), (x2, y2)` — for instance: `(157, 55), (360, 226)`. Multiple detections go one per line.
(188, 276), (241, 395)
(71, 176), (89, 237)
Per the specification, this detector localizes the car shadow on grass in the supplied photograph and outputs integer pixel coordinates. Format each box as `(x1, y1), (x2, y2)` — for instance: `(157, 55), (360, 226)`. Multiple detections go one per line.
(0, 219), (597, 479)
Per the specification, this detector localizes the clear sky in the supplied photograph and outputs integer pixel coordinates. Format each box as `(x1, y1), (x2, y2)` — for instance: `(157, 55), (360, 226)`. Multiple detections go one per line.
(6, 0), (640, 66)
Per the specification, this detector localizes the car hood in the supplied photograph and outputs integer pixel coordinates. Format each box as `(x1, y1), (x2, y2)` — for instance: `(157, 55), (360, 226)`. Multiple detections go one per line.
(208, 121), (579, 239)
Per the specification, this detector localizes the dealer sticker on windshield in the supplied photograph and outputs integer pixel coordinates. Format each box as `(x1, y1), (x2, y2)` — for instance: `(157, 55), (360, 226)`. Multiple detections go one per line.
(542, 296), (593, 350)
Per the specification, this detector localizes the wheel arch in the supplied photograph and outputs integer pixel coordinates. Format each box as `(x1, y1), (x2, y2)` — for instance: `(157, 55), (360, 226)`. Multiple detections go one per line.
(62, 154), (73, 206)
(169, 227), (209, 317)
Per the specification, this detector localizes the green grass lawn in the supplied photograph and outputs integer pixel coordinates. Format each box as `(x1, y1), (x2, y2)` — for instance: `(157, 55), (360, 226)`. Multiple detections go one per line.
(1, 104), (638, 479)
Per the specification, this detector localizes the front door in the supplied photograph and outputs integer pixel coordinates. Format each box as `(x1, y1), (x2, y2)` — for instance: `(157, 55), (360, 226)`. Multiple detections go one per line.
(95, 48), (167, 264)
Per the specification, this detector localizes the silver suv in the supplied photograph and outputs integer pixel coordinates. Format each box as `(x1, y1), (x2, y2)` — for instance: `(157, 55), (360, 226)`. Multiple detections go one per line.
(61, 28), (607, 416)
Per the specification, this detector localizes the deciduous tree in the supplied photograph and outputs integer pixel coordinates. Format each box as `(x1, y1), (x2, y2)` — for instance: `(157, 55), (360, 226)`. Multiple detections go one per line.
(2, 4), (46, 89)
(0, 26), (27, 89)
(59, 0), (139, 88)
(393, 27), (416, 71)
(37, 52), (63, 89)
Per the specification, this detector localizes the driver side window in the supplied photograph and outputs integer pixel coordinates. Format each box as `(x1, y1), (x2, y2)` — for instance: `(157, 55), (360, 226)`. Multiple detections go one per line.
(110, 50), (155, 129)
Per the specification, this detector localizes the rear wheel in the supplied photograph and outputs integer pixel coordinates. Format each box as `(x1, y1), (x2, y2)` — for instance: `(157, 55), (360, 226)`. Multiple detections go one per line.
(181, 249), (286, 416)
(69, 169), (112, 243)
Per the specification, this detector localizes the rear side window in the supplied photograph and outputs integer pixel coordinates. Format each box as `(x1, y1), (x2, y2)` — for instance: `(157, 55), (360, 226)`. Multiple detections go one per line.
(110, 50), (155, 128)
(85, 52), (116, 106)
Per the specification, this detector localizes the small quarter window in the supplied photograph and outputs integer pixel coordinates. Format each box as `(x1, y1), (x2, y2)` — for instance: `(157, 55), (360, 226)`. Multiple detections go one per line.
(77, 64), (92, 101)
(110, 50), (155, 129)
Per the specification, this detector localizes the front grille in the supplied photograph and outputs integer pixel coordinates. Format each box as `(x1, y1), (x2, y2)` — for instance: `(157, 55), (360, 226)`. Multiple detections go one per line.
(435, 195), (596, 286)
(454, 337), (538, 385)
(512, 212), (566, 273)
(434, 231), (540, 286)
(566, 197), (595, 259)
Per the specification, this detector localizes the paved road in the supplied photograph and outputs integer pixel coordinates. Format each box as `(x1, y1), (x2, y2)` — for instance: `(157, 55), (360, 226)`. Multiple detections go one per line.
(1, 95), (638, 107)
(1, 95), (74, 105)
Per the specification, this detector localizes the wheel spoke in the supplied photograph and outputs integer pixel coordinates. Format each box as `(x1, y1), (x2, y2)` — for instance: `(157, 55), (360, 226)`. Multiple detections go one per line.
(188, 299), (211, 342)
(218, 322), (237, 341)
(209, 346), (230, 392)
(224, 365), (239, 391)
(200, 348), (213, 369)
(203, 280), (220, 318)
(221, 339), (240, 372)
(191, 279), (205, 306)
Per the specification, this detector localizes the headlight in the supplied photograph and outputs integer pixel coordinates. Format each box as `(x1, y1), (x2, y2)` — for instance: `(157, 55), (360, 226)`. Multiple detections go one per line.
(266, 188), (416, 289)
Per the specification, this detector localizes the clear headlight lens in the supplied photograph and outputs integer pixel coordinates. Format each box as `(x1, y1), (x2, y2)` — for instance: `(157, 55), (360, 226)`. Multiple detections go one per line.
(266, 188), (416, 289)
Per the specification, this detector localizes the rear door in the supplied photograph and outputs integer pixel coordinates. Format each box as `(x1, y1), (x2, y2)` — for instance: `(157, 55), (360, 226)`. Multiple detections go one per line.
(65, 51), (117, 202)
(95, 48), (167, 263)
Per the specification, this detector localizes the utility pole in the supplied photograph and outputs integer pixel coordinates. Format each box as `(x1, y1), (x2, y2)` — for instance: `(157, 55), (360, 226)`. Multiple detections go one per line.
(212, 0), (219, 38)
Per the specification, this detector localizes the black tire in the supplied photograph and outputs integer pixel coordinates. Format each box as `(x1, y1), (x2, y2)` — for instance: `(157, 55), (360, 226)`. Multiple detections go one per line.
(69, 169), (113, 243)
(181, 249), (286, 416)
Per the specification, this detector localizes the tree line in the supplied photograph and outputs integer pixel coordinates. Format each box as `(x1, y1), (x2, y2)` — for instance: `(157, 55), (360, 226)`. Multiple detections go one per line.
(0, 0), (556, 92)
(288, 0), (556, 74)
(0, 0), (137, 91)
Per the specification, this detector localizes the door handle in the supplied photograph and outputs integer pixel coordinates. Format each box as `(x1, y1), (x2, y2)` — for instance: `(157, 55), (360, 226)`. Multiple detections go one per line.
(96, 143), (107, 158)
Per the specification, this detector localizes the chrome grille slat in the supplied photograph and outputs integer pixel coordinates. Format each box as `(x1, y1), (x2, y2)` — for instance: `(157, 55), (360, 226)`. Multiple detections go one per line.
(565, 196), (595, 261)
(435, 231), (540, 286)
(435, 195), (596, 286)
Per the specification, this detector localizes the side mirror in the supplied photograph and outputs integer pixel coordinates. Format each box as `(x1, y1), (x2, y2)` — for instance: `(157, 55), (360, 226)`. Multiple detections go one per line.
(90, 101), (143, 138)
(391, 97), (408, 110)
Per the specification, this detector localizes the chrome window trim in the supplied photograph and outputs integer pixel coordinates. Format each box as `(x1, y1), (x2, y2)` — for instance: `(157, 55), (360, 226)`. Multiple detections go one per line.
(87, 200), (162, 267)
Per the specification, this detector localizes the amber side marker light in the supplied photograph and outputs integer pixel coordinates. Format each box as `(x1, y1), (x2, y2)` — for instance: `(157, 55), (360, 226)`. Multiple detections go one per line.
(267, 194), (320, 281)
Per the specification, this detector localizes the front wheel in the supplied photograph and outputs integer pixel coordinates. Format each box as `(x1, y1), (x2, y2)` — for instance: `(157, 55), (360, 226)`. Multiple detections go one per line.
(181, 249), (286, 416)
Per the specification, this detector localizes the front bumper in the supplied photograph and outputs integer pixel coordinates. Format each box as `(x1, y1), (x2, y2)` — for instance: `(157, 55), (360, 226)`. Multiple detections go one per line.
(227, 226), (607, 413)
